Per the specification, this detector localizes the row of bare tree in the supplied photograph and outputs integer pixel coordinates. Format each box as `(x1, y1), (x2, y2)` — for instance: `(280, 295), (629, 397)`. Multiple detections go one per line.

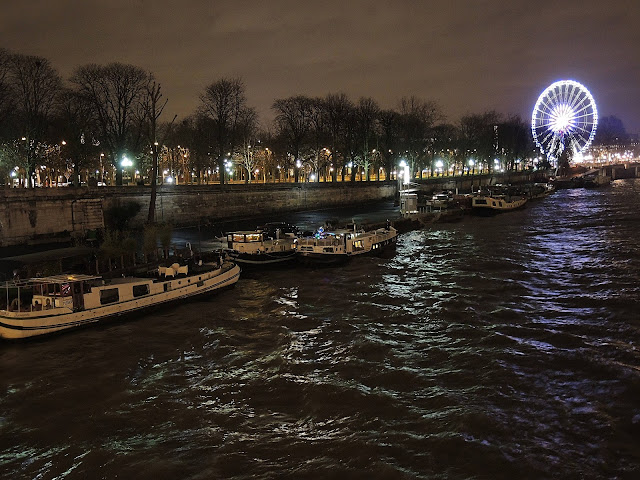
(2, 48), (631, 208)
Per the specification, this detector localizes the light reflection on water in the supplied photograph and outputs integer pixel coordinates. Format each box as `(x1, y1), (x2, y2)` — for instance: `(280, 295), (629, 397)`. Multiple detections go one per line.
(1, 180), (640, 479)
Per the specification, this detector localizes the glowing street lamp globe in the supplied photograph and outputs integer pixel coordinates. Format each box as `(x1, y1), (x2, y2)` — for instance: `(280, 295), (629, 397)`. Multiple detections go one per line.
(531, 80), (598, 163)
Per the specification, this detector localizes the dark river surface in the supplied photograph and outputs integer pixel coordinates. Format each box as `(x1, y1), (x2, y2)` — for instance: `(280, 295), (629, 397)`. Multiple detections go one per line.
(2, 180), (640, 479)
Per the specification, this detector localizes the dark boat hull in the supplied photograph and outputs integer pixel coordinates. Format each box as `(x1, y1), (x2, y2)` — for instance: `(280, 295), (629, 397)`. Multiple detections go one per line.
(227, 250), (297, 267)
(297, 236), (397, 266)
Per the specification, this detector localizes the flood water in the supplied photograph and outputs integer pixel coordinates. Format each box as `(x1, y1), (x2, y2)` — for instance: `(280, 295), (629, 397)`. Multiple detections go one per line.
(1, 180), (639, 479)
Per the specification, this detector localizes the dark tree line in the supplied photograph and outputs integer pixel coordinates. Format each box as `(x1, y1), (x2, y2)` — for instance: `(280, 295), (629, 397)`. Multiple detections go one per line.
(1, 47), (630, 197)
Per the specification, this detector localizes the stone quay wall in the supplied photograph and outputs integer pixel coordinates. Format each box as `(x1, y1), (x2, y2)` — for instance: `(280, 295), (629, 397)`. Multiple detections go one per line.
(3, 167), (602, 248)
(116, 181), (399, 227)
(0, 182), (397, 247)
(0, 188), (104, 247)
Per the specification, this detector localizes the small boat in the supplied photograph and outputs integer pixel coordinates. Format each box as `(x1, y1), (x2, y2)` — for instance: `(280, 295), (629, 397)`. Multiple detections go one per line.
(471, 186), (527, 215)
(526, 182), (555, 199)
(398, 190), (464, 231)
(0, 261), (240, 340)
(297, 224), (398, 266)
(225, 222), (298, 266)
(425, 191), (454, 210)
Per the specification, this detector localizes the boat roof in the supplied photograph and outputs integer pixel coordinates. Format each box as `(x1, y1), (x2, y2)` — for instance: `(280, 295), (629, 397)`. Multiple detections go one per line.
(31, 274), (101, 284)
(1, 274), (101, 288)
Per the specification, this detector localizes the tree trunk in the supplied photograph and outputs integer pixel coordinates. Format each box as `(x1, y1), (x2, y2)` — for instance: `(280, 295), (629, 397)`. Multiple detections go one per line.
(73, 163), (80, 187)
(218, 157), (226, 185)
(148, 145), (158, 223)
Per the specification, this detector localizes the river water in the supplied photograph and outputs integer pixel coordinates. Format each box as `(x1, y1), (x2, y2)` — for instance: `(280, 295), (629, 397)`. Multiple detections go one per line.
(1, 180), (639, 479)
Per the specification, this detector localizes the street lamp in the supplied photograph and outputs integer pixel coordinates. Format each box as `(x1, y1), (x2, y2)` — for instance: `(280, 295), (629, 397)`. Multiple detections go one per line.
(121, 156), (133, 185)
(435, 159), (444, 176)
(399, 159), (410, 184)
(98, 153), (105, 184)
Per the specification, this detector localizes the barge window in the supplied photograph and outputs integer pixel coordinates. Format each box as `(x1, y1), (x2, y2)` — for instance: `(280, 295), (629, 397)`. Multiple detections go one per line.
(133, 284), (150, 297)
(100, 288), (119, 305)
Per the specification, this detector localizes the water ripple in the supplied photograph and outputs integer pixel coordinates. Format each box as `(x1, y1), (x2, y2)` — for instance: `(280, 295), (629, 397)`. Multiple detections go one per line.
(2, 181), (640, 479)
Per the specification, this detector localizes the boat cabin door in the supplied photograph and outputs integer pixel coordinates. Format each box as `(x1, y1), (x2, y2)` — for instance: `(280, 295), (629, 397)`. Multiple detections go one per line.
(72, 281), (85, 311)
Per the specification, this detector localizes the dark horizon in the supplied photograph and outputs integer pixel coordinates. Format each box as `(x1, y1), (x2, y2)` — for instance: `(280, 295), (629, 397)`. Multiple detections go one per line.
(2, 0), (639, 133)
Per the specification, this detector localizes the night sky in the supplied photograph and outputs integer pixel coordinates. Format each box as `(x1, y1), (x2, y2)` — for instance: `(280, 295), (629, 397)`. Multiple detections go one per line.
(3, 0), (639, 132)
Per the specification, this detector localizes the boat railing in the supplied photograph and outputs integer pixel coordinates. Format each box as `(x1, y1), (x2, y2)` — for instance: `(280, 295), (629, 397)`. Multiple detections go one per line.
(297, 237), (342, 247)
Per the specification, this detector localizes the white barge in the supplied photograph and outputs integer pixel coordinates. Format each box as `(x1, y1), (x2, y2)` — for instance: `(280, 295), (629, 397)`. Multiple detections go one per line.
(471, 191), (527, 215)
(225, 223), (298, 267)
(297, 224), (397, 266)
(0, 261), (240, 340)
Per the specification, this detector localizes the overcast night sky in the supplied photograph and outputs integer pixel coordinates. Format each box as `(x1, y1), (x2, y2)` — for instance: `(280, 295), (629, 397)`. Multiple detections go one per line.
(2, 0), (639, 133)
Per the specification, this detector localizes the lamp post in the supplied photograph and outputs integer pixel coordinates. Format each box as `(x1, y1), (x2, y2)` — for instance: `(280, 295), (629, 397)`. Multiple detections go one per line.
(399, 159), (410, 185)
(99, 153), (105, 185)
(435, 159), (444, 177)
(121, 156), (133, 185)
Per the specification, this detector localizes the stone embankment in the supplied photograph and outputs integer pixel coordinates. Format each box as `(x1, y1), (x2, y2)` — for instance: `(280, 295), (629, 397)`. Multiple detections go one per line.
(6, 166), (619, 249)
(1, 182), (397, 247)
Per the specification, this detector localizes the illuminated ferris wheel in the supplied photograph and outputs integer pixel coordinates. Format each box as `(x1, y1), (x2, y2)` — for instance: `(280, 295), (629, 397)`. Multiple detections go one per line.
(531, 80), (598, 162)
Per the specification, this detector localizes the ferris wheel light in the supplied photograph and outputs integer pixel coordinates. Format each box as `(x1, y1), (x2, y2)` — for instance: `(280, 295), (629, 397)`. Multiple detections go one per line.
(531, 79), (598, 163)
(551, 104), (576, 134)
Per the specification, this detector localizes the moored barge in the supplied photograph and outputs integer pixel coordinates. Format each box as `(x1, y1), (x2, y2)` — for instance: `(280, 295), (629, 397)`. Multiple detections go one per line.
(0, 261), (240, 340)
